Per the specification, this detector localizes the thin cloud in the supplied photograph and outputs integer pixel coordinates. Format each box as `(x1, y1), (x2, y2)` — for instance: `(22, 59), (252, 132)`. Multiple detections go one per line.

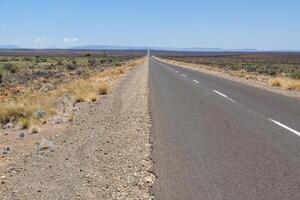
(3, 26), (7, 29)
(63, 37), (79, 42)
(35, 38), (47, 42)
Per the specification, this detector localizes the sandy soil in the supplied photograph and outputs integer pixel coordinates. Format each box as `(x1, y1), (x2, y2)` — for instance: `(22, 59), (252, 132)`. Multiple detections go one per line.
(0, 62), (154, 199)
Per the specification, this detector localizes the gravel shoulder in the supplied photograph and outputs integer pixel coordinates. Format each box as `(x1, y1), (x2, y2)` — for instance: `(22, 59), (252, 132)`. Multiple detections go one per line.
(156, 57), (300, 100)
(0, 61), (154, 199)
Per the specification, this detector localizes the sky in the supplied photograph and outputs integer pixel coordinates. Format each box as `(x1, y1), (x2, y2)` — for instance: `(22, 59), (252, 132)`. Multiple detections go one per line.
(0, 0), (300, 50)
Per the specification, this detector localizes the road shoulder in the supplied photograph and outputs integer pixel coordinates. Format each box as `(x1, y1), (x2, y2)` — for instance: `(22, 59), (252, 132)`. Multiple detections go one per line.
(0, 61), (154, 199)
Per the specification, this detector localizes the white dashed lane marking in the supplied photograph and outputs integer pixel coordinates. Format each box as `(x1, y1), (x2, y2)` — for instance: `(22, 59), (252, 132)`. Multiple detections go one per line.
(213, 90), (237, 103)
(193, 80), (199, 84)
(269, 119), (300, 137)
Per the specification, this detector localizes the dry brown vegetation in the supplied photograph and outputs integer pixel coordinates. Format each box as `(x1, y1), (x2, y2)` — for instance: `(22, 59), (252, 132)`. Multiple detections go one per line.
(0, 53), (145, 129)
(269, 78), (300, 90)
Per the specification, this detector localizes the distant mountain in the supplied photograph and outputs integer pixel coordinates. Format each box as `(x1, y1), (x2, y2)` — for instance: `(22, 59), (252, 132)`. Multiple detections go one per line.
(0, 45), (20, 49)
(69, 45), (146, 50)
(70, 45), (257, 52)
(150, 47), (257, 52)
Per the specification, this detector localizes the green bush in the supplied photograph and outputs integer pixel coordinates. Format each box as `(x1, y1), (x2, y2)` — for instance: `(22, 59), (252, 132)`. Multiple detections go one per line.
(291, 71), (300, 79)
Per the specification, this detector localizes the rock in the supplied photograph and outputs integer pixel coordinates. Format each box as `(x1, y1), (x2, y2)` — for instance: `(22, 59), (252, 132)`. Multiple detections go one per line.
(51, 116), (64, 124)
(3, 123), (13, 129)
(33, 110), (47, 119)
(29, 126), (41, 134)
(18, 132), (25, 138)
(38, 139), (55, 151)
(55, 94), (76, 114)
(145, 175), (155, 185)
(40, 83), (55, 92)
(1, 147), (10, 155)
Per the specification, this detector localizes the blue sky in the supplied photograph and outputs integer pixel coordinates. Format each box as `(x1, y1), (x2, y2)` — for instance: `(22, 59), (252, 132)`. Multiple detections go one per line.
(0, 0), (299, 50)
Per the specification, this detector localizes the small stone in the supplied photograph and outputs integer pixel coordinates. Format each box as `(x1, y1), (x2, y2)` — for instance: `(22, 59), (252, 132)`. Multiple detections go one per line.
(3, 123), (13, 129)
(51, 116), (64, 124)
(40, 83), (55, 92)
(33, 110), (47, 119)
(1, 147), (9, 155)
(18, 132), (25, 138)
(145, 175), (155, 185)
(38, 139), (55, 151)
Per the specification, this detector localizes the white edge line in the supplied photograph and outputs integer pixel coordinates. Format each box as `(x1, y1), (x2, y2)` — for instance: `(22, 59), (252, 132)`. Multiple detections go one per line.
(213, 90), (237, 103)
(193, 80), (199, 84)
(269, 119), (300, 136)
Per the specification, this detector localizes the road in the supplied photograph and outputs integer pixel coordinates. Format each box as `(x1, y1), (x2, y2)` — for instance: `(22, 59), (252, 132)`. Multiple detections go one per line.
(149, 57), (300, 200)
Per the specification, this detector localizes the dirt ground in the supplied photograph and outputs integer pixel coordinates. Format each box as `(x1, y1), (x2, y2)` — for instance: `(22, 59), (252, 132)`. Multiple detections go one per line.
(0, 61), (154, 199)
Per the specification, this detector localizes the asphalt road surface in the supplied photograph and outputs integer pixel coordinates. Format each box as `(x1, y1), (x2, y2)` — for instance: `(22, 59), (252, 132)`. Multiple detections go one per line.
(149, 57), (300, 200)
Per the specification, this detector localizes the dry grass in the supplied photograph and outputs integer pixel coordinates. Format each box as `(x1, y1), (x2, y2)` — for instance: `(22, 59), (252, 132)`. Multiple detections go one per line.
(269, 78), (282, 87)
(19, 118), (31, 129)
(0, 58), (144, 127)
(269, 78), (300, 90)
(0, 103), (30, 124)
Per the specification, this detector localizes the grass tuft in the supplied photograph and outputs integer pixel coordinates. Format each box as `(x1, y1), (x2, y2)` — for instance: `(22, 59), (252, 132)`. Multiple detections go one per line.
(269, 78), (300, 90)
(0, 102), (31, 124)
(270, 78), (282, 87)
(19, 118), (31, 129)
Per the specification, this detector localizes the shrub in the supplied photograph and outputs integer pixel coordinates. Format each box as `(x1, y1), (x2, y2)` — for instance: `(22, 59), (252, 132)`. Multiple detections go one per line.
(246, 66), (257, 72)
(56, 60), (63, 66)
(98, 81), (108, 95)
(267, 69), (277, 76)
(67, 61), (77, 70)
(19, 118), (30, 129)
(270, 78), (281, 87)
(291, 71), (300, 80)
(0, 70), (3, 83)
(3, 63), (18, 73)
(88, 58), (97, 66)
(100, 59), (105, 64)
(0, 102), (31, 124)
(230, 65), (240, 71)
(269, 78), (300, 91)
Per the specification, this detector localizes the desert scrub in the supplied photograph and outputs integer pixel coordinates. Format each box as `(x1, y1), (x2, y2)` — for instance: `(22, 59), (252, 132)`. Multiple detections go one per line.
(0, 56), (143, 126)
(0, 69), (3, 83)
(291, 71), (300, 80)
(0, 102), (31, 124)
(269, 78), (300, 91)
(19, 118), (31, 129)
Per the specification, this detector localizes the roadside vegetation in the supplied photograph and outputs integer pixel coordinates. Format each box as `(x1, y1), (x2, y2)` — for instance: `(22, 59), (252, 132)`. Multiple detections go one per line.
(158, 53), (300, 91)
(0, 53), (144, 130)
